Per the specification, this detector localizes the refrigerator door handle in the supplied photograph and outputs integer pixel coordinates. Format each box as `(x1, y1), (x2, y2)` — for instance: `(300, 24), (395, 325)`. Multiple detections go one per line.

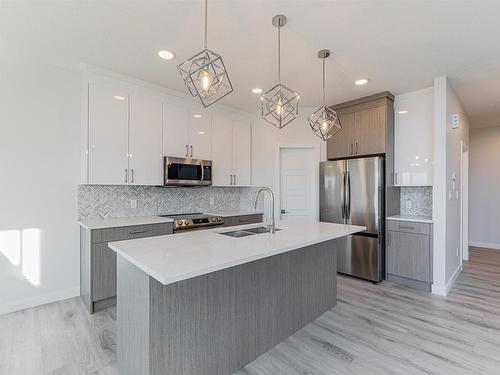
(341, 172), (346, 221)
(346, 170), (351, 221)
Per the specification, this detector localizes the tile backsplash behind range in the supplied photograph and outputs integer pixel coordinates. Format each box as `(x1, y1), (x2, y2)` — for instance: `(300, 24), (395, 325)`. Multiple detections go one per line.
(78, 185), (259, 221)
(400, 186), (433, 217)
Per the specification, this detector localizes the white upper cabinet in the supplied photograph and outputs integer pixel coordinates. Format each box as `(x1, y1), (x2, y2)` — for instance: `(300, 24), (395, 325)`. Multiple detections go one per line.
(129, 93), (163, 185)
(84, 70), (251, 186)
(212, 110), (252, 186)
(232, 119), (252, 186)
(162, 101), (190, 158)
(394, 87), (434, 186)
(162, 104), (212, 159)
(189, 110), (212, 160)
(88, 83), (129, 185)
(212, 111), (234, 186)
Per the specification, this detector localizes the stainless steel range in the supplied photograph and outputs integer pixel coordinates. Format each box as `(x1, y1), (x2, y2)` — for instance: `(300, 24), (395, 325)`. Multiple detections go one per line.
(159, 212), (224, 232)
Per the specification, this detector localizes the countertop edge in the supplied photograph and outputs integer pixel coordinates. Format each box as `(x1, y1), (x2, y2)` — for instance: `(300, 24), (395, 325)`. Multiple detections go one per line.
(78, 217), (174, 230)
(108, 224), (365, 286)
(386, 215), (434, 224)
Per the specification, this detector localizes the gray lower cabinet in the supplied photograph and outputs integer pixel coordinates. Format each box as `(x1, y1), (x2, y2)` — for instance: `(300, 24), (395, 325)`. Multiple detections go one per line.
(386, 220), (433, 291)
(80, 222), (173, 314)
(222, 213), (263, 227)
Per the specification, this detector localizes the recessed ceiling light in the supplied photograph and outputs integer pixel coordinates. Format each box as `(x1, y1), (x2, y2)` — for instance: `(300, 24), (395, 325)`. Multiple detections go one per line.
(354, 78), (369, 86)
(398, 110), (408, 114)
(158, 50), (175, 60)
(197, 131), (206, 135)
(193, 114), (202, 118)
(251, 88), (263, 94)
(113, 95), (126, 100)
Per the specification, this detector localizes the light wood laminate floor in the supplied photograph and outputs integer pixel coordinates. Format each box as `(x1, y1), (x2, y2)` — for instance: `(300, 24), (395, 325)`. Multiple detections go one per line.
(1, 247), (499, 375)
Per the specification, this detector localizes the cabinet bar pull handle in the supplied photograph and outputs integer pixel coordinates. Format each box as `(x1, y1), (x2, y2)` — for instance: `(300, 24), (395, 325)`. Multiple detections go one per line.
(129, 229), (148, 235)
(131, 169), (135, 183)
(350, 144), (353, 155)
(230, 174), (233, 185)
(190, 145), (193, 157)
(355, 142), (358, 154)
(186, 145), (189, 157)
(388, 232), (392, 247)
(233, 174), (236, 185)
(124, 169), (128, 183)
(399, 225), (415, 230)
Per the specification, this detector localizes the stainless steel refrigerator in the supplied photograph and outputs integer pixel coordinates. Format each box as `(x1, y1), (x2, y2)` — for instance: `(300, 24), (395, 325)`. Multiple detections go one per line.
(320, 156), (384, 282)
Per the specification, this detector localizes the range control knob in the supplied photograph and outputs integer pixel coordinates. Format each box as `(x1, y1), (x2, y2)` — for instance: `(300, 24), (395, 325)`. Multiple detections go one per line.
(183, 220), (189, 225)
(217, 217), (222, 222)
(177, 220), (183, 226)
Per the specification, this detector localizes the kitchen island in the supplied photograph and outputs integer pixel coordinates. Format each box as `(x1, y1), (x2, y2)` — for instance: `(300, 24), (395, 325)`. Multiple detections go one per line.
(108, 219), (364, 375)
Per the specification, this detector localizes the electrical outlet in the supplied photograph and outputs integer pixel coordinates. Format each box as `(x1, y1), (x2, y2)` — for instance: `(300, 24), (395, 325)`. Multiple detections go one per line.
(209, 197), (215, 206)
(130, 199), (137, 209)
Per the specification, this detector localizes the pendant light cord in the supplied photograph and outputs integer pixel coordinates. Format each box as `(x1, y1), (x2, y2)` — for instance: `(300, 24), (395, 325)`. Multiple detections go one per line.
(204, 0), (208, 49)
(322, 58), (326, 107)
(278, 24), (281, 84)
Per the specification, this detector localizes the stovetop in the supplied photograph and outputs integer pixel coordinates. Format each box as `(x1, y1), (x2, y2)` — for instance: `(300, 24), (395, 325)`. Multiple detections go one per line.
(159, 212), (224, 230)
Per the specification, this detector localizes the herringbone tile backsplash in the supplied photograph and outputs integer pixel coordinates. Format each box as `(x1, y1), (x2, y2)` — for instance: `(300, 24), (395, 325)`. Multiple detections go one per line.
(78, 185), (259, 220)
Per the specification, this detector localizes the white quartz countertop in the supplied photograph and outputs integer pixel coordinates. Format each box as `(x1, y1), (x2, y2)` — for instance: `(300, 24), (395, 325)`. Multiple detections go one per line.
(108, 219), (365, 286)
(78, 216), (174, 230)
(387, 215), (433, 224)
(203, 209), (263, 217)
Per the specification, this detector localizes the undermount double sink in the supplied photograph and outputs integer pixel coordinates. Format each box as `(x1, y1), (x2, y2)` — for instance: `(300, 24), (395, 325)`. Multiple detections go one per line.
(220, 227), (282, 238)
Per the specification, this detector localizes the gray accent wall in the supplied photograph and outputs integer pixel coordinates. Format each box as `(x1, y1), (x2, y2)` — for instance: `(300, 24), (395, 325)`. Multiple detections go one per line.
(400, 186), (433, 217)
(78, 185), (259, 220)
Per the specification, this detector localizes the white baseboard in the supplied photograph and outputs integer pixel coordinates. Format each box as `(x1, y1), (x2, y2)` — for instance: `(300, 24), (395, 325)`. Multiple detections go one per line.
(0, 287), (80, 316)
(469, 241), (500, 251)
(431, 284), (447, 296)
(431, 264), (463, 297)
(446, 264), (463, 294)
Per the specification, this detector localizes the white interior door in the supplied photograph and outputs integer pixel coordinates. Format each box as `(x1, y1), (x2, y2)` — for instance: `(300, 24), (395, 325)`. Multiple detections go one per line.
(280, 148), (316, 220)
(211, 111), (234, 186)
(232, 119), (251, 186)
(163, 101), (189, 158)
(129, 93), (163, 185)
(88, 83), (129, 185)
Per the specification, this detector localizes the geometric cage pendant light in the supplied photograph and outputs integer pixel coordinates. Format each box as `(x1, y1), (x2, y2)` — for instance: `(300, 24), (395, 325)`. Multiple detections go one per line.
(308, 49), (342, 141)
(177, 0), (233, 108)
(261, 15), (300, 129)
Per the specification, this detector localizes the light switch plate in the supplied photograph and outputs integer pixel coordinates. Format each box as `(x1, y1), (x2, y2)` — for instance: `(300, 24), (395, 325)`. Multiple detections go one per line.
(130, 199), (137, 209)
(209, 197), (215, 206)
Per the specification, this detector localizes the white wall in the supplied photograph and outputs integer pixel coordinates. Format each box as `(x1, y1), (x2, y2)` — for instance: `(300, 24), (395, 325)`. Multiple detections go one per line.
(469, 126), (500, 249)
(251, 109), (327, 220)
(0, 55), (81, 314)
(432, 76), (469, 296)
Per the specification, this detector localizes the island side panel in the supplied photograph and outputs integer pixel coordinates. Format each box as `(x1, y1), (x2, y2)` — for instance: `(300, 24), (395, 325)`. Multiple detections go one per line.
(117, 257), (150, 375)
(149, 238), (340, 375)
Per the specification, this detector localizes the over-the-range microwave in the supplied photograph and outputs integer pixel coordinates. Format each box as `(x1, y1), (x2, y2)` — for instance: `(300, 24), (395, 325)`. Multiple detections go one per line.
(163, 156), (212, 186)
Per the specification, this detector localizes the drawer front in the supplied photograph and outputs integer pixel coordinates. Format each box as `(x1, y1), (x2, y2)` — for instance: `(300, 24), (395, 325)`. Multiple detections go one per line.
(387, 220), (430, 235)
(387, 230), (431, 282)
(223, 214), (263, 227)
(92, 223), (172, 243)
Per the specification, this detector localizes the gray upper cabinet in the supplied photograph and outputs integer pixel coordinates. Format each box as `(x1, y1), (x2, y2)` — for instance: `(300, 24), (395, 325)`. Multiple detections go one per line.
(327, 92), (394, 160)
(386, 219), (433, 290)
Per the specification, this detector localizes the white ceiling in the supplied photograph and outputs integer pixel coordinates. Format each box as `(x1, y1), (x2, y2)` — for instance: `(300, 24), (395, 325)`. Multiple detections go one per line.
(1, 0), (500, 128)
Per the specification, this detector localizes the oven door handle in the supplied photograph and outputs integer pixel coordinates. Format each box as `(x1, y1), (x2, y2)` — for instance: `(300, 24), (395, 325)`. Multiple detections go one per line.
(200, 160), (204, 184)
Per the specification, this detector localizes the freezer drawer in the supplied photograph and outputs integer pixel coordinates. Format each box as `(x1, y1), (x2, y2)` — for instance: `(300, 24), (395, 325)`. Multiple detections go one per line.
(338, 235), (382, 282)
